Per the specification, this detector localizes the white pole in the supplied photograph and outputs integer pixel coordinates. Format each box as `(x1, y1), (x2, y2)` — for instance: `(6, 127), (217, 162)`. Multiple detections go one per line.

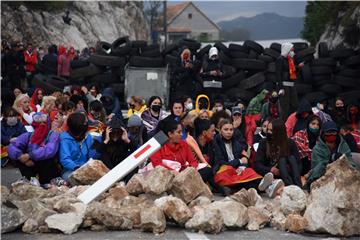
(78, 131), (168, 204)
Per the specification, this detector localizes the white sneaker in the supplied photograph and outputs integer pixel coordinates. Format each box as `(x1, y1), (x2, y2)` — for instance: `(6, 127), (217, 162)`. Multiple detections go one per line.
(258, 172), (274, 191)
(266, 179), (284, 198)
(30, 177), (41, 187)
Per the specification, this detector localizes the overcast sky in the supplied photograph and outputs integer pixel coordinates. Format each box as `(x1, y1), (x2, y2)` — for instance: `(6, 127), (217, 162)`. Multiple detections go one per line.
(168, 1), (307, 22)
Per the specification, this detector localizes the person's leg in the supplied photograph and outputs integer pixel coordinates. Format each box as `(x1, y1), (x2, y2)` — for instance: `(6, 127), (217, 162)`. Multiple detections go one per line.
(290, 87), (299, 116)
(34, 159), (61, 184)
(15, 161), (37, 180)
(232, 178), (262, 192)
(278, 157), (294, 186)
(287, 155), (302, 187)
(300, 157), (311, 176)
(198, 167), (230, 195)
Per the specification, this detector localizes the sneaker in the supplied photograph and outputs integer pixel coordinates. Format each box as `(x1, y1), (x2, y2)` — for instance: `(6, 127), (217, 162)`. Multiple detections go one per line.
(258, 172), (274, 191)
(11, 176), (30, 187)
(50, 177), (70, 187)
(1, 158), (9, 168)
(265, 179), (285, 198)
(30, 177), (41, 187)
(42, 183), (53, 189)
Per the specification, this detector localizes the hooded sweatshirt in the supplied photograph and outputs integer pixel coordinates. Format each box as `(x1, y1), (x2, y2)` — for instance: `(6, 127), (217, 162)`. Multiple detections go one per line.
(246, 89), (269, 115)
(189, 94), (213, 117)
(285, 99), (312, 137)
(101, 88), (121, 116)
(276, 42), (295, 85)
(58, 45), (70, 77)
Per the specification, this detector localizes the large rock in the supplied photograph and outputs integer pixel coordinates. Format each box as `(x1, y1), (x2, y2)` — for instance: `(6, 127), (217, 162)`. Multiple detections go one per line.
(154, 195), (193, 225)
(188, 196), (212, 210)
(126, 174), (145, 196)
(170, 167), (205, 203)
(22, 218), (38, 233)
(285, 214), (307, 233)
(107, 184), (129, 200)
(9, 183), (56, 200)
(304, 156), (360, 236)
(231, 188), (262, 207)
(280, 185), (307, 216)
(143, 166), (174, 195)
(12, 198), (57, 226)
(85, 202), (133, 230)
(140, 205), (166, 234)
(53, 197), (87, 215)
(185, 207), (224, 234)
(1, 205), (26, 233)
(69, 159), (109, 185)
(1, 185), (10, 203)
(269, 196), (286, 231)
(208, 200), (248, 228)
(45, 212), (83, 234)
(246, 206), (270, 231)
(198, 183), (214, 201)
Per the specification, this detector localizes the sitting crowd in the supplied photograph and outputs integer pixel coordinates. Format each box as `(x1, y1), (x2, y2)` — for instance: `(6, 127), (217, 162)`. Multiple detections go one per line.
(2, 83), (360, 196)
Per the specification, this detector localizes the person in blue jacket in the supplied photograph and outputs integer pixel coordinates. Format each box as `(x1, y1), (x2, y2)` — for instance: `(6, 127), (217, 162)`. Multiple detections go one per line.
(59, 112), (101, 180)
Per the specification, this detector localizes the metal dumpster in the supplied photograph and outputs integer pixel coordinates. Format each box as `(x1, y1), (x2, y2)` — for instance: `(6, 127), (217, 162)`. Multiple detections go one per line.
(124, 64), (170, 107)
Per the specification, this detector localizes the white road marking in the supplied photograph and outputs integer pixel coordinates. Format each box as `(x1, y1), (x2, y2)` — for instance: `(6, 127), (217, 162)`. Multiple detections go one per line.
(185, 232), (210, 240)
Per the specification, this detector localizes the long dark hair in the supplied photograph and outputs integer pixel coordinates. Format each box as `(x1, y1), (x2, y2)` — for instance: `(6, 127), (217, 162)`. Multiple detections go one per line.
(266, 118), (290, 158)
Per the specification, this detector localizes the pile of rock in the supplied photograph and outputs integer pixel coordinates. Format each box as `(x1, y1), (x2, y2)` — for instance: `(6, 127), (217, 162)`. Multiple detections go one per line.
(1, 157), (359, 237)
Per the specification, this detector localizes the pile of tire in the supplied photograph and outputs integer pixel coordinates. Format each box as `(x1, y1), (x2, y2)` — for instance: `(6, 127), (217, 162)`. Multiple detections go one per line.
(32, 74), (70, 94)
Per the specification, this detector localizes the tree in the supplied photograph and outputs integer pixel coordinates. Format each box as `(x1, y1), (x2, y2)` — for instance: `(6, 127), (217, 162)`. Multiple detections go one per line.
(145, 1), (162, 44)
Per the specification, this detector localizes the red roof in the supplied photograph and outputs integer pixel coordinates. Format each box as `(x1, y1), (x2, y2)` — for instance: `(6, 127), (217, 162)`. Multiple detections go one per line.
(167, 2), (191, 23)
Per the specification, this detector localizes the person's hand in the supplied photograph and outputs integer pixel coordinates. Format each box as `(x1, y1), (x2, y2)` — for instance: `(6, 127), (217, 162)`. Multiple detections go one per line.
(271, 167), (280, 176)
(121, 127), (130, 143)
(233, 117), (242, 128)
(24, 160), (34, 167)
(240, 157), (248, 165)
(10, 137), (17, 142)
(16, 106), (24, 115)
(210, 70), (217, 76)
(278, 89), (285, 96)
(104, 127), (112, 144)
(81, 86), (88, 94)
(298, 62), (305, 68)
(19, 153), (30, 163)
(185, 62), (193, 69)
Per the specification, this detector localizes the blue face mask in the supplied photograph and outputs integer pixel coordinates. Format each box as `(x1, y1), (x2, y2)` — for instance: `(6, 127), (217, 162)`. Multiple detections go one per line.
(309, 127), (319, 134)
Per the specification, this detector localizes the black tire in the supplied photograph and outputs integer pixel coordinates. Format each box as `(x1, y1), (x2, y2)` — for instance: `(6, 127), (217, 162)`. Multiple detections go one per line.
(318, 83), (342, 96)
(301, 64), (312, 84)
(179, 38), (201, 51)
(129, 56), (164, 68)
(266, 73), (276, 83)
(243, 40), (264, 54)
(330, 48), (355, 59)
(230, 51), (249, 59)
(312, 75), (332, 87)
(130, 48), (140, 56)
(344, 55), (360, 67)
(140, 49), (161, 58)
(222, 71), (245, 89)
(131, 40), (147, 48)
(338, 91), (360, 104)
(270, 42), (281, 52)
(311, 58), (337, 67)
(88, 73), (116, 85)
(264, 48), (280, 59)
(334, 75), (360, 88)
(311, 66), (332, 75)
(248, 50), (259, 59)
(295, 55), (315, 65)
(70, 59), (89, 69)
(197, 44), (212, 60)
(295, 47), (315, 59)
(338, 68), (360, 78)
(70, 64), (104, 79)
(292, 42), (309, 53)
(232, 58), (266, 71)
(162, 44), (178, 56)
(33, 74), (62, 93)
(305, 91), (328, 104)
(295, 83), (313, 95)
(165, 54), (179, 67)
(111, 36), (131, 56)
(267, 62), (276, 73)
(228, 43), (248, 53)
(239, 72), (266, 90)
(219, 51), (232, 66)
(225, 88), (255, 103)
(89, 54), (126, 67)
(96, 41), (112, 55)
(214, 41), (229, 55)
(318, 42), (329, 58)
(142, 44), (160, 52)
(258, 54), (274, 63)
(50, 75), (70, 88)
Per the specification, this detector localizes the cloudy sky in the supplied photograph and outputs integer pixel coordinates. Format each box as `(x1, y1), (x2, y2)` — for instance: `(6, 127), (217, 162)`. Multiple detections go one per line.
(168, 1), (307, 22)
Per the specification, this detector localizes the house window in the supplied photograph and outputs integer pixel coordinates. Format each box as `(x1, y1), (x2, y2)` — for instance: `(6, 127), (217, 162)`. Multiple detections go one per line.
(188, 13), (192, 19)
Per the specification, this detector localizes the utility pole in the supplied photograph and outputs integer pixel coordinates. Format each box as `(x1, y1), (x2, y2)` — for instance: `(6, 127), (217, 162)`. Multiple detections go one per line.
(163, 0), (167, 48)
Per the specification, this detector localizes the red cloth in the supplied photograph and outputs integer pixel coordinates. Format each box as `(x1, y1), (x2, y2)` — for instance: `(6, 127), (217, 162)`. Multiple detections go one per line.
(30, 122), (49, 145)
(285, 112), (297, 137)
(24, 50), (38, 72)
(244, 114), (261, 146)
(30, 88), (43, 112)
(351, 129), (360, 152)
(292, 129), (312, 160)
(214, 165), (262, 187)
(68, 47), (76, 60)
(288, 56), (297, 80)
(150, 141), (199, 171)
(58, 54), (71, 77)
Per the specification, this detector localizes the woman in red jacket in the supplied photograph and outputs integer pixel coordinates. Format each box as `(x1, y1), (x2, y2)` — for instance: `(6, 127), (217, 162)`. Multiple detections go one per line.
(150, 118), (227, 195)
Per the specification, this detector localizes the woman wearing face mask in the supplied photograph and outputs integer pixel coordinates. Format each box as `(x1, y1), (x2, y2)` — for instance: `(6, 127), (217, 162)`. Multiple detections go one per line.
(254, 118), (302, 189)
(261, 91), (283, 120)
(182, 95), (194, 112)
(1, 108), (27, 167)
(92, 117), (137, 181)
(30, 88), (44, 112)
(330, 97), (347, 128)
(292, 115), (322, 176)
(190, 94), (213, 118)
(127, 96), (147, 117)
(59, 112), (101, 180)
(285, 98), (313, 137)
(141, 96), (168, 138)
(13, 94), (35, 126)
(253, 118), (271, 151)
(8, 113), (62, 186)
(127, 115), (148, 149)
(87, 100), (106, 135)
(306, 121), (356, 189)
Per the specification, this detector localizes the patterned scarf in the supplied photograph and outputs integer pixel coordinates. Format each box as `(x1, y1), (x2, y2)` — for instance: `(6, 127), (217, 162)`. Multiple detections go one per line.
(288, 56), (297, 80)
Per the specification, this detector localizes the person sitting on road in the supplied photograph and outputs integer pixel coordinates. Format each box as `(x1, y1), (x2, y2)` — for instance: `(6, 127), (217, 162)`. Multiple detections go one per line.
(13, 93), (35, 126)
(141, 96), (168, 138)
(189, 94), (213, 118)
(127, 96), (147, 117)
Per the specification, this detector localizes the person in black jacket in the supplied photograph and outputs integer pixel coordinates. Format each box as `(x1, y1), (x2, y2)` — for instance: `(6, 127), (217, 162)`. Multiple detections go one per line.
(92, 116), (137, 182)
(3, 43), (25, 89)
(330, 97), (347, 128)
(42, 45), (58, 75)
(254, 118), (302, 187)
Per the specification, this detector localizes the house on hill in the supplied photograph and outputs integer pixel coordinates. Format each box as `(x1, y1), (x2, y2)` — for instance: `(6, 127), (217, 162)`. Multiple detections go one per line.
(165, 2), (220, 43)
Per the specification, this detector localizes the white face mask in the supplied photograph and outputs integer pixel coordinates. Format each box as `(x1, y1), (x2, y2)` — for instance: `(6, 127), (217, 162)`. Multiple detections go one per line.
(216, 106), (223, 112)
(185, 103), (193, 111)
(289, 51), (295, 58)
